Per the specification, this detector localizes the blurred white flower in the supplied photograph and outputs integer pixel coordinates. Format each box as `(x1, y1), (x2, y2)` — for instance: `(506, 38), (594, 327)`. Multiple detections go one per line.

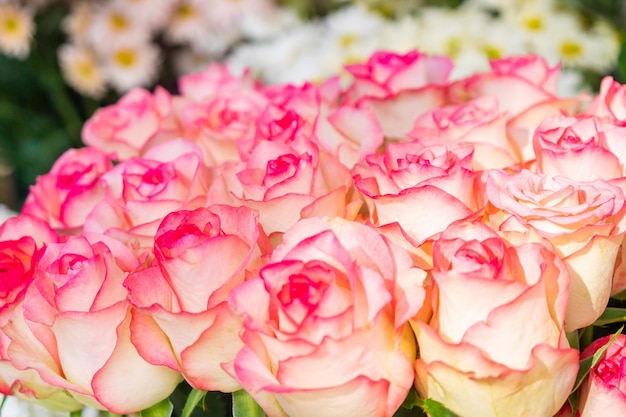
(164, 0), (211, 45)
(87, 2), (151, 53)
(58, 43), (106, 98)
(102, 41), (160, 92)
(62, 1), (94, 43)
(110, 0), (176, 29)
(0, 3), (33, 59)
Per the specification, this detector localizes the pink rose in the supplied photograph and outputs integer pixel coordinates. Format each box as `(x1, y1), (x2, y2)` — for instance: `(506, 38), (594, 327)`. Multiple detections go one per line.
(533, 114), (626, 181)
(178, 64), (260, 103)
(409, 95), (521, 169)
(126, 205), (268, 392)
(179, 88), (269, 166)
(344, 50), (453, 138)
(585, 76), (626, 122)
(450, 55), (581, 160)
(412, 220), (578, 417)
(82, 87), (181, 161)
(0, 216), (81, 411)
(225, 217), (427, 417)
(265, 78), (384, 169)
(84, 139), (209, 239)
(577, 334), (626, 417)
(352, 140), (479, 244)
(1, 233), (182, 414)
(484, 169), (626, 331)
(22, 147), (113, 232)
(208, 139), (355, 236)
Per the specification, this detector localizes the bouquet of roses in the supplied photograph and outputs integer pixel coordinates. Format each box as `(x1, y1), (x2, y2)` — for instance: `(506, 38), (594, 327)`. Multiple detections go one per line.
(2, 49), (626, 417)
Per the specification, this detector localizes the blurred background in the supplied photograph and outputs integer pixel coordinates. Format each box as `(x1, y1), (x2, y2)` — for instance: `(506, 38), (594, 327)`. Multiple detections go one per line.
(0, 0), (624, 210)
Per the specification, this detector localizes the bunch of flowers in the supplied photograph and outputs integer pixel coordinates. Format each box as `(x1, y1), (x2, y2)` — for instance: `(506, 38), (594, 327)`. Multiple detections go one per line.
(3, 49), (626, 417)
(227, 0), (621, 90)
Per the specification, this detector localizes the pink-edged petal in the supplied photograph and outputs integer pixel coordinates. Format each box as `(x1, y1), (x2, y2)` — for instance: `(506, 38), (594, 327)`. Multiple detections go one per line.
(364, 87), (448, 138)
(91, 313), (182, 414)
(371, 185), (474, 243)
(180, 305), (244, 392)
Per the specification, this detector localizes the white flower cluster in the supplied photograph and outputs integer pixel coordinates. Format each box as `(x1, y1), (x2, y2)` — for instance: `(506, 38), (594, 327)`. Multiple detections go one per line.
(0, 0), (299, 97)
(227, 0), (621, 93)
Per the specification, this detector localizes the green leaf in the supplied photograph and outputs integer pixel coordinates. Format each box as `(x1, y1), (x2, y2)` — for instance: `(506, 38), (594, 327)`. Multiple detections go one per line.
(611, 289), (626, 301)
(69, 411), (82, 417)
(140, 398), (174, 417)
(418, 398), (459, 417)
(181, 389), (207, 417)
(400, 387), (421, 409)
(566, 330), (580, 350)
(572, 326), (623, 393)
(593, 307), (626, 326)
(569, 326), (624, 415)
(232, 390), (266, 417)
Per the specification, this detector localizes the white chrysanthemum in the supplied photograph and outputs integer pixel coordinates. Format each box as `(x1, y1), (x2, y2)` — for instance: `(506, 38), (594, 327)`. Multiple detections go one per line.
(501, 0), (570, 44)
(240, 6), (300, 40)
(110, 0), (176, 30)
(204, 0), (273, 31)
(378, 15), (422, 54)
(0, 3), (34, 59)
(227, 22), (322, 84)
(532, 14), (617, 71)
(473, 19), (527, 62)
(316, 5), (387, 76)
(416, 7), (486, 59)
(102, 41), (160, 92)
(58, 43), (106, 98)
(62, 1), (94, 42)
(87, 2), (151, 53)
(165, 0), (211, 45)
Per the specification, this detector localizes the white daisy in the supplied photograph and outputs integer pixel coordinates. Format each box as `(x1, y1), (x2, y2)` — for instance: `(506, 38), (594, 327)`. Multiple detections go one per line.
(164, 0), (211, 45)
(58, 42), (107, 98)
(102, 41), (160, 92)
(0, 3), (34, 59)
(87, 2), (151, 53)
(110, 0), (176, 30)
(61, 1), (94, 42)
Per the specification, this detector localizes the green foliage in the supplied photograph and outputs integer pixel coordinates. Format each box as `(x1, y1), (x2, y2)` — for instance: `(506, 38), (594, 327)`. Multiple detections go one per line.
(231, 390), (266, 417)
(140, 399), (174, 417)
(0, 3), (102, 204)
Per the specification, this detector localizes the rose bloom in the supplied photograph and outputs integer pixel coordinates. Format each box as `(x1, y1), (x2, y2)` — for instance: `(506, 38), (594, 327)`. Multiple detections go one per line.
(408, 95), (521, 170)
(352, 139), (479, 245)
(179, 87), (270, 166)
(533, 114), (626, 181)
(225, 217), (428, 417)
(84, 139), (210, 240)
(208, 138), (356, 237)
(21, 147), (113, 232)
(178, 64), (260, 103)
(484, 169), (626, 331)
(450, 55), (580, 161)
(259, 78), (384, 169)
(126, 205), (268, 392)
(412, 220), (578, 417)
(577, 334), (626, 417)
(343, 49), (453, 139)
(82, 86), (181, 161)
(0, 216), (80, 411)
(0, 233), (182, 414)
(585, 76), (626, 122)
